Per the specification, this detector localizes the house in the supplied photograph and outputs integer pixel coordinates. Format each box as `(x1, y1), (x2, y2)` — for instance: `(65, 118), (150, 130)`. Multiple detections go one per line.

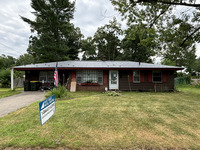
(11, 61), (183, 92)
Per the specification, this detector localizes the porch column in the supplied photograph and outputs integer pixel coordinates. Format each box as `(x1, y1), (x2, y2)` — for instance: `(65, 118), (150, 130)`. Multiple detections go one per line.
(11, 68), (14, 90)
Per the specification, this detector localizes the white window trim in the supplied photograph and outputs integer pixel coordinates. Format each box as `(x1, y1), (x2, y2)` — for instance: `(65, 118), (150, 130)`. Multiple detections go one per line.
(133, 70), (140, 83)
(39, 71), (47, 82)
(39, 71), (54, 83)
(76, 70), (103, 85)
(152, 71), (162, 83)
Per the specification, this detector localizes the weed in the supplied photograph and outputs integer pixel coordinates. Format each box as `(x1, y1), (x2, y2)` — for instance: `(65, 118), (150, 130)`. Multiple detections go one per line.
(106, 91), (121, 96)
(45, 84), (68, 98)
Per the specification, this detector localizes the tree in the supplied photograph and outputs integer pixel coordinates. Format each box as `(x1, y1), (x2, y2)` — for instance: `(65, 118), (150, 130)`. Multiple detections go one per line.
(193, 57), (200, 73)
(93, 18), (122, 60)
(111, 0), (199, 70)
(121, 24), (157, 62)
(0, 69), (12, 87)
(111, 0), (200, 46)
(0, 55), (16, 69)
(161, 59), (176, 66)
(16, 54), (34, 66)
(21, 0), (82, 63)
(128, 0), (200, 7)
(160, 16), (197, 73)
(81, 37), (97, 60)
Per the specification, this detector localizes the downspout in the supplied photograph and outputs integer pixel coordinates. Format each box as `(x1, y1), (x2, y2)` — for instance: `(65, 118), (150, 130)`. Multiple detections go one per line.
(11, 68), (14, 90)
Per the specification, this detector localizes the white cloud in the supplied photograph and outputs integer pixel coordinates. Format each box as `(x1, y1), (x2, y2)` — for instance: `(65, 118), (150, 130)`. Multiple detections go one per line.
(73, 0), (123, 37)
(0, 0), (199, 59)
(0, 0), (33, 58)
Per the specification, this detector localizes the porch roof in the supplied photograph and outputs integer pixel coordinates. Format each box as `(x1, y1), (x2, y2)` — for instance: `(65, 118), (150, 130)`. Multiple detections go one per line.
(12, 61), (183, 70)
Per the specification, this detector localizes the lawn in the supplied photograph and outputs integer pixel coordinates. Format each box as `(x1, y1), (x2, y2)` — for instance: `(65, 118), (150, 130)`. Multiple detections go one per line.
(0, 86), (199, 149)
(0, 88), (23, 99)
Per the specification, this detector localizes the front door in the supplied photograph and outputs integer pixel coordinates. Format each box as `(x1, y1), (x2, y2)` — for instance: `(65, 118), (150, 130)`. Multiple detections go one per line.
(109, 70), (119, 90)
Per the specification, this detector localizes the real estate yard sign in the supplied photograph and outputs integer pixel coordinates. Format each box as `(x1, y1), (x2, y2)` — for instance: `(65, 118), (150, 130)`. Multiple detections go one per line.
(39, 95), (55, 126)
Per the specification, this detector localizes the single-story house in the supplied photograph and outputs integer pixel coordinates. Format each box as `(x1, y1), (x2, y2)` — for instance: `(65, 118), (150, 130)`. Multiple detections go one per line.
(11, 61), (183, 92)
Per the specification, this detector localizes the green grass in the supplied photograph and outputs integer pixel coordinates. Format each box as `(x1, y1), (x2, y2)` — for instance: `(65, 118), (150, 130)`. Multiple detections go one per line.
(0, 86), (200, 149)
(0, 88), (23, 99)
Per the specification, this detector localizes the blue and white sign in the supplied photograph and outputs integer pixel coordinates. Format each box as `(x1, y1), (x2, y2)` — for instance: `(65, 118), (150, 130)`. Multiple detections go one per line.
(39, 95), (56, 126)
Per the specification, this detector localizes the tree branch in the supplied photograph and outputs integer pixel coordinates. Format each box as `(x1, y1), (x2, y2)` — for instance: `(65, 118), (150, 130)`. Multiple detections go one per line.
(135, 0), (200, 8)
(180, 26), (200, 46)
(149, 5), (170, 28)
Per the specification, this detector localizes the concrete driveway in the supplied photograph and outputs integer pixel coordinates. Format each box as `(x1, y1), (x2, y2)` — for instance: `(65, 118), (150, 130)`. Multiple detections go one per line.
(0, 91), (45, 118)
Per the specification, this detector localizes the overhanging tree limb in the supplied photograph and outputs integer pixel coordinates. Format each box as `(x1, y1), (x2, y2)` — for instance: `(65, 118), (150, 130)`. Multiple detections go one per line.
(149, 5), (170, 29)
(180, 26), (200, 46)
(134, 0), (200, 7)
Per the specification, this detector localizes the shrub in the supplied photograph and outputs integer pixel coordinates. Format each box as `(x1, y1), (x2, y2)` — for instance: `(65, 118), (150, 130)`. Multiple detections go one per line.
(0, 69), (11, 88)
(46, 84), (68, 98)
(195, 83), (200, 88)
(106, 91), (121, 97)
(174, 76), (191, 85)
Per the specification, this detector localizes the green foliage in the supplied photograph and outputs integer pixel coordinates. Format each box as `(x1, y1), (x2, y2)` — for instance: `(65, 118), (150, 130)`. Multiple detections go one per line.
(81, 37), (97, 60)
(111, 0), (199, 71)
(0, 88), (22, 99)
(174, 76), (191, 86)
(93, 17), (122, 60)
(161, 59), (176, 66)
(195, 83), (200, 88)
(106, 91), (121, 96)
(193, 57), (200, 73)
(46, 84), (68, 98)
(160, 16), (197, 73)
(21, 0), (82, 63)
(0, 69), (11, 88)
(0, 55), (16, 69)
(121, 24), (156, 62)
(16, 54), (34, 66)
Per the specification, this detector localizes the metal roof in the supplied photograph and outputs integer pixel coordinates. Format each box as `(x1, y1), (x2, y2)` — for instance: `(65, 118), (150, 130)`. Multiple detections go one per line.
(13, 61), (183, 70)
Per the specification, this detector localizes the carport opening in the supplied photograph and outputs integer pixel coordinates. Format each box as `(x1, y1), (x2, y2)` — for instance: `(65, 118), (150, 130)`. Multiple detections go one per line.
(11, 69), (70, 91)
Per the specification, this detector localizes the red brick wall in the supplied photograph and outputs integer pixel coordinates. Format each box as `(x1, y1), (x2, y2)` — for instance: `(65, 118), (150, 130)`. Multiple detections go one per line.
(103, 70), (108, 86)
(76, 85), (106, 91)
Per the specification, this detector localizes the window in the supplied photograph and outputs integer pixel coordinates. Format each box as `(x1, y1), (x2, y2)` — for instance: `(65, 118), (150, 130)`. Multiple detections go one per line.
(153, 71), (162, 83)
(39, 71), (47, 82)
(133, 70), (140, 83)
(39, 71), (54, 83)
(76, 70), (103, 85)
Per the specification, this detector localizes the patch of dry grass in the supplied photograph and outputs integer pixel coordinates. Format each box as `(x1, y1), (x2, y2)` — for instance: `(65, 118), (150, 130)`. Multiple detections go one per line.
(0, 86), (200, 149)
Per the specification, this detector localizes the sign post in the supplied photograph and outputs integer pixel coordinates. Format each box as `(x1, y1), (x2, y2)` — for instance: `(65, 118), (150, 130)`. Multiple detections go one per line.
(39, 95), (56, 126)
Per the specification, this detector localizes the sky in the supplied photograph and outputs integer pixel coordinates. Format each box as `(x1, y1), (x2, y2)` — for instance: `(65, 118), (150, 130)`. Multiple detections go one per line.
(0, 0), (199, 59)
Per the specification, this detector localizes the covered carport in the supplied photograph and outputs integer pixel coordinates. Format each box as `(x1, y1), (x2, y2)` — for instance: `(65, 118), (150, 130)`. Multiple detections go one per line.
(11, 62), (70, 91)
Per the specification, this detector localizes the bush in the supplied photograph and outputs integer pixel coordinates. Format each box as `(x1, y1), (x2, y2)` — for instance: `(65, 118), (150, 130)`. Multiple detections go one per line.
(174, 76), (191, 85)
(106, 91), (121, 97)
(195, 83), (200, 88)
(0, 69), (11, 88)
(46, 84), (68, 98)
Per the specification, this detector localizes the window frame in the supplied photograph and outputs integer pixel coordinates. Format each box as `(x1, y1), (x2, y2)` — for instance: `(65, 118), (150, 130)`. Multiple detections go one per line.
(133, 70), (140, 83)
(152, 70), (162, 83)
(39, 71), (54, 83)
(76, 70), (103, 85)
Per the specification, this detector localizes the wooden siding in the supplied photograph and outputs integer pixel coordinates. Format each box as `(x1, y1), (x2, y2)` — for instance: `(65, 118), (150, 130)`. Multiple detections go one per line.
(119, 70), (174, 92)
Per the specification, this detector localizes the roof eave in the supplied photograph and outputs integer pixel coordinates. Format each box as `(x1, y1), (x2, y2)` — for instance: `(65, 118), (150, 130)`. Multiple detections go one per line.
(13, 67), (183, 71)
